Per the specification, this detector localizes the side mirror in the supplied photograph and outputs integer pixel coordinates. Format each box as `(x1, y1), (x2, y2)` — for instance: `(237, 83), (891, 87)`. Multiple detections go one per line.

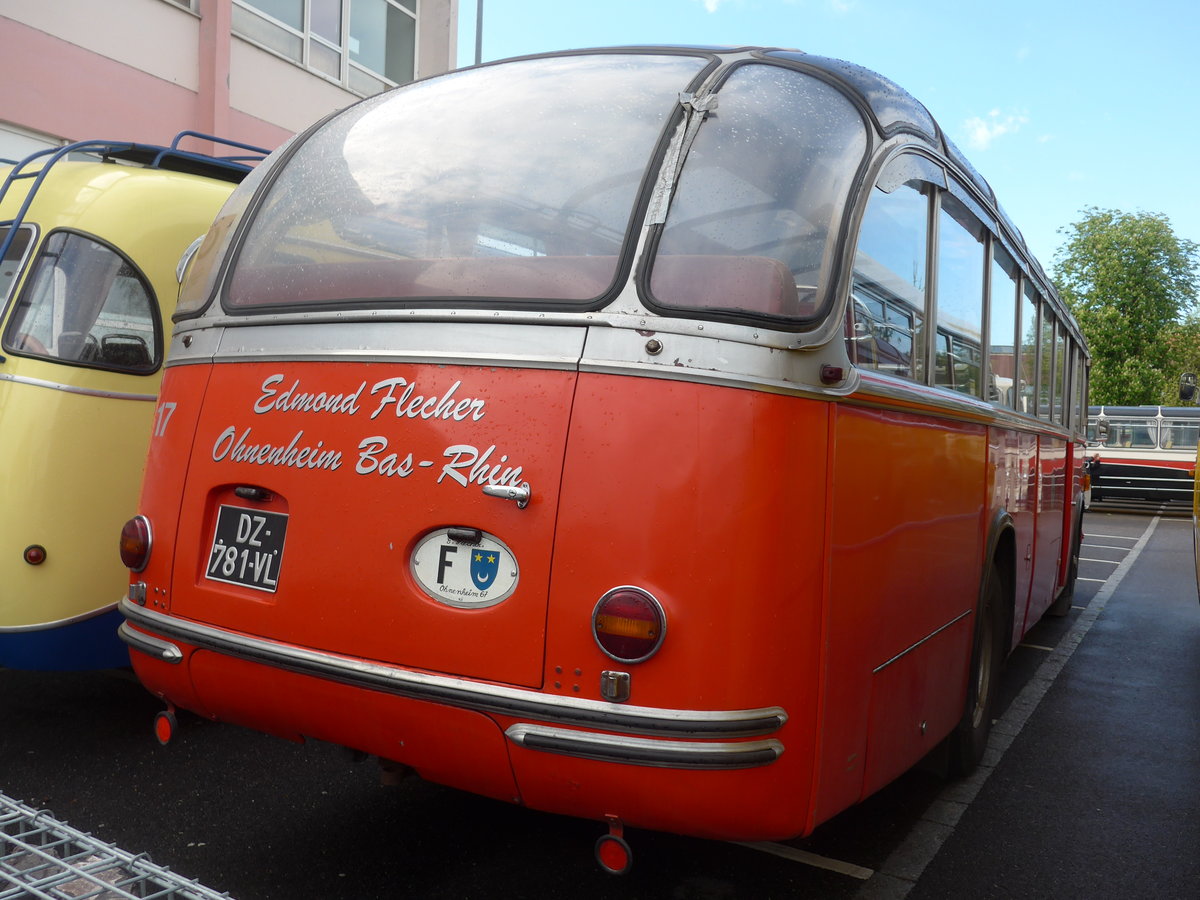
(1181, 372), (1197, 403)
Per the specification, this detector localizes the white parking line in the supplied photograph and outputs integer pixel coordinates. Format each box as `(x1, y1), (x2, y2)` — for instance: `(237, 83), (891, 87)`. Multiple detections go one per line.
(736, 842), (874, 880)
(1079, 557), (1120, 564)
(1078, 577), (1105, 583)
(856, 516), (1161, 900)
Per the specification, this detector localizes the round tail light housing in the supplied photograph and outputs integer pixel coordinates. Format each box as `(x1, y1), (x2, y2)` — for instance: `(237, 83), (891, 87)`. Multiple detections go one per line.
(592, 586), (666, 663)
(119, 515), (152, 572)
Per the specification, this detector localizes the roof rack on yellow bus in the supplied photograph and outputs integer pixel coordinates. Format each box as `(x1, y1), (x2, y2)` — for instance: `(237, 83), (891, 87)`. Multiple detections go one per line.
(0, 131), (268, 267)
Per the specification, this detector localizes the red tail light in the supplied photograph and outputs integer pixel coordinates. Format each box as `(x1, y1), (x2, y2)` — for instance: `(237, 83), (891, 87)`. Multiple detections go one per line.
(120, 516), (152, 572)
(592, 587), (666, 663)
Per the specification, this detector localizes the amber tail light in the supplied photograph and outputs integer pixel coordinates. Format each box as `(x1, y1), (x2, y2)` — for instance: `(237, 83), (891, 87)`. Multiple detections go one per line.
(592, 587), (666, 663)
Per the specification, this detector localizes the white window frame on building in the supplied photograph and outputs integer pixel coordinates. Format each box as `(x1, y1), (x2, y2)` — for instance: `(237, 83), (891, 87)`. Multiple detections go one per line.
(0, 122), (66, 164)
(233, 0), (417, 97)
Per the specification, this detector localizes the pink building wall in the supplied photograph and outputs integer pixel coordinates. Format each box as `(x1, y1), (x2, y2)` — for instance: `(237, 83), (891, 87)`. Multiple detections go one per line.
(0, 0), (457, 156)
(0, 13), (287, 152)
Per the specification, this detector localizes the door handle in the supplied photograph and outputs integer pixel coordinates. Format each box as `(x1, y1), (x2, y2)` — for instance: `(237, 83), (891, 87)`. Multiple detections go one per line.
(482, 481), (531, 509)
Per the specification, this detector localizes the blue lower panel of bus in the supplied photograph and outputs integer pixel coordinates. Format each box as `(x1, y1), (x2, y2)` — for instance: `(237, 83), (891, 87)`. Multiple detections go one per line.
(0, 607), (130, 670)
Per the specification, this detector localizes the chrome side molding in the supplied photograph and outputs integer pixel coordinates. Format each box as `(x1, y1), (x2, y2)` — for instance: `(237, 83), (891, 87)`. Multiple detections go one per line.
(506, 724), (783, 770)
(118, 599), (787, 740)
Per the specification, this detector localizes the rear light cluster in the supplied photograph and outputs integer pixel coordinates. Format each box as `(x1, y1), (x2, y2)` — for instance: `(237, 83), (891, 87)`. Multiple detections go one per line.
(120, 515), (152, 572)
(592, 586), (666, 663)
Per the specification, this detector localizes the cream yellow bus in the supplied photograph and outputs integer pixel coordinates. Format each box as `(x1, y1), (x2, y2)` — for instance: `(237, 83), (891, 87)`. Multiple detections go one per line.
(0, 133), (264, 669)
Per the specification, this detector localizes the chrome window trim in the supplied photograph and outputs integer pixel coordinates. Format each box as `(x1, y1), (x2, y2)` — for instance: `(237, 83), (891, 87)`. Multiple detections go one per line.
(0, 223), (38, 315)
(162, 318), (860, 400)
(852, 370), (1079, 440)
(505, 724), (783, 770)
(161, 317), (1075, 436)
(119, 598), (787, 739)
(0, 373), (156, 402)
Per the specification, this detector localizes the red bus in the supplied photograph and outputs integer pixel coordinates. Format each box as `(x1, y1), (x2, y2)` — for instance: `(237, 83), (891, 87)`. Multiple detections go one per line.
(118, 47), (1089, 870)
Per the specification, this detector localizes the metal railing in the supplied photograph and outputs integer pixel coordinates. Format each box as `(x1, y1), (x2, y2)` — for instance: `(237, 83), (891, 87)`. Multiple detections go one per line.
(1, 793), (233, 900)
(0, 131), (268, 271)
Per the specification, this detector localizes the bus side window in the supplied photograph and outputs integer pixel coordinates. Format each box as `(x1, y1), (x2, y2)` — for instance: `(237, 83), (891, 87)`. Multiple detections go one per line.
(1037, 305), (1054, 418)
(1018, 282), (1039, 415)
(1131, 425), (1156, 448)
(1054, 323), (1067, 424)
(850, 154), (942, 382)
(1, 230), (160, 374)
(988, 245), (1019, 408)
(935, 192), (985, 395)
(1164, 421), (1200, 450)
(846, 290), (913, 378)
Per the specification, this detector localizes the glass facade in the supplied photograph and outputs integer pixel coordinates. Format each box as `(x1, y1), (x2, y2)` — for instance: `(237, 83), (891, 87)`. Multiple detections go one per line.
(235, 0), (417, 93)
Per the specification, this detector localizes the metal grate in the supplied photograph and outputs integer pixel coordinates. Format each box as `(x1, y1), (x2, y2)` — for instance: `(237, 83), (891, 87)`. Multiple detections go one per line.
(0, 794), (232, 900)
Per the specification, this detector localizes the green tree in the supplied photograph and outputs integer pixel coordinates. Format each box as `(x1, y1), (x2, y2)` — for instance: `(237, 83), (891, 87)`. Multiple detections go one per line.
(1161, 317), (1200, 401)
(1053, 208), (1198, 405)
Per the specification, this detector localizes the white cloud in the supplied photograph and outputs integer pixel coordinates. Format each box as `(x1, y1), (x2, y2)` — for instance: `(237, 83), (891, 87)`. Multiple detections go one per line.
(964, 109), (1029, 150)
(694, 0), (727, 11)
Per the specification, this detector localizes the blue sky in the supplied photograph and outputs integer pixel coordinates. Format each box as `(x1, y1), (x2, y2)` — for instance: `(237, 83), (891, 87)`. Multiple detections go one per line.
(456, 0), (1200, 275)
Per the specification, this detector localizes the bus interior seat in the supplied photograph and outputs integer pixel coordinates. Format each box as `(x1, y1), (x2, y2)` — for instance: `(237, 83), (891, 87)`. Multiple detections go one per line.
(648, 254), (805, 317)
(56, 331), (97, 362)
(100, 333), (151, 369)
(228, 254), (810, 319)
(228, 256), (620, 305)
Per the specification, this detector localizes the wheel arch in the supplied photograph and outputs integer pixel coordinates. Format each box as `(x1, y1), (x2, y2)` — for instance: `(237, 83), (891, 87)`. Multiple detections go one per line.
(982, 509), (1017, 656)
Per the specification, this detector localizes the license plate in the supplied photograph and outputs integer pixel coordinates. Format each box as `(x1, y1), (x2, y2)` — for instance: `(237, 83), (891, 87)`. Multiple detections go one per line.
(205, 505), (288, 593)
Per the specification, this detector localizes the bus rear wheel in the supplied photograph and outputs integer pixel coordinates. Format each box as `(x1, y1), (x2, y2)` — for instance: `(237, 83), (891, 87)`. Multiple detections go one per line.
(1048, 511), (1083, 617)
(947, 567), (1005, 776)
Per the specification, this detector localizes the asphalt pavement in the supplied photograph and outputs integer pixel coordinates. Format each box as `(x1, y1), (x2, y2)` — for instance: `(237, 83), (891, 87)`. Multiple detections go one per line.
(902, 512), (1200, 900)
(2, 511), (1197, 898)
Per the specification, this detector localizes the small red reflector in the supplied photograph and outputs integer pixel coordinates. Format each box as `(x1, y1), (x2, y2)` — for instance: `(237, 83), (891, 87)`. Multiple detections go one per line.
(592, 587), (666, 663)
(595, 833), (633, 875)
(23, 545), (47, 566)
(120, 516), (152, 572)
(154, 709), (177, 746)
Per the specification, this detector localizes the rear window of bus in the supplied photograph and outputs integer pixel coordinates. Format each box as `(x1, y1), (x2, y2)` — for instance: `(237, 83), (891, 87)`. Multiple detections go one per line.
(221, 54), (710, 312)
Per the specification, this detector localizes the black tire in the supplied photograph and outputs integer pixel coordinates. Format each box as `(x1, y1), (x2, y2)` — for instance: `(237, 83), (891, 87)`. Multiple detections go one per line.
(1047, 509), (1083, 617)
(947, 567), (1005, 776)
